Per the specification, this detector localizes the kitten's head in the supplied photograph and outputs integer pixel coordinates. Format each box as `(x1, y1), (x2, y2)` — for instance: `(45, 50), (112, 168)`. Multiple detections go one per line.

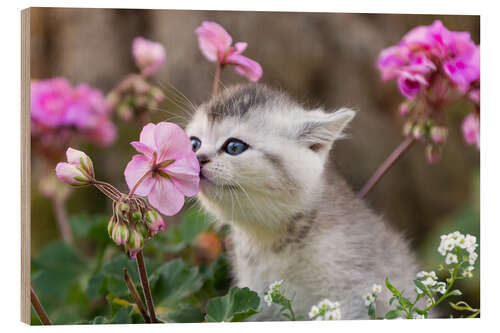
(186, 84), (354, 233)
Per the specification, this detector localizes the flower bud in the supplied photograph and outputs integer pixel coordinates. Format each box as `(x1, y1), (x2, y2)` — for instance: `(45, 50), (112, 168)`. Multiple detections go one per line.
(131, 210), (143, 223)
(132, 37), (166, 76)
(137, 223), (150, 239)
(145, 209), (165, 234)
(117, 202), (130, 220)
(66, 147), (94, 179)
(108, 216), (117, 238)
(55, 147), (95, 186)
(126, 228), (144, 258)
(112, 223), (129, 246)
(117, 103), (134, 122)
(403, 121), (414, 137)
(425, 144), (442, 164)
(55, 162), (91, 186)
(412, 124), (424, 140)
(399, 102), (411, 116)
(430, 126), (448, 144)
(149, 86), (165, 103)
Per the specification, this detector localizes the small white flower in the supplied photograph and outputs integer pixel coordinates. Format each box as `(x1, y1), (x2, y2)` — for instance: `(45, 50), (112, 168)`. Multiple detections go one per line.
(426, 298), (434, 307)
(435, 282), (446, 294)
(308, 305), (320, 319)
(469, 252), (478, 265)
(428, 271), (437, 280)
(363, 293), (375, 306)
(413, 313), (425, 319)
(443, 239), (455, 252)
(445, 253), (458, 265)
(269, 280), (283, 292)
(372, 284), (382, 295)
(463, 266), (474, 278)
(318, 299), (335, 310)
(416, 287), (423, 295)
(263, 293), (273, 307)
(324, 309), (342, 320)
(422, 277), (437, 287)
(456, 234), (467, 249)
(437, 244), (447, 256)
(416, 271), (425, 279)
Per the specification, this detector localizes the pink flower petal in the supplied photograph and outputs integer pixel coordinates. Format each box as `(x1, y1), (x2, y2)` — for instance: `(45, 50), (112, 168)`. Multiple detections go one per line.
(195, 21), (232, 62)
(234, 42), (248, 54)
(153, 122), (192, 162)
(164, 152), (200, 197)
(139, 123), (156, 148)
(131, 141), (154, 159)
(148, 177), (185, 216)
(226, 54), (263, 82)
(124, 154), (155, 196)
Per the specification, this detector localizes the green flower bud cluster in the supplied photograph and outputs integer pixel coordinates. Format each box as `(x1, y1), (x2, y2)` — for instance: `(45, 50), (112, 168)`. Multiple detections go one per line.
(108, 196), (165, 258)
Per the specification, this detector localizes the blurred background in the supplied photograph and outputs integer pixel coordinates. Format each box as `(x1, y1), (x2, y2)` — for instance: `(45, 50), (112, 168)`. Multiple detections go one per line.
(29, 8), (479, 323)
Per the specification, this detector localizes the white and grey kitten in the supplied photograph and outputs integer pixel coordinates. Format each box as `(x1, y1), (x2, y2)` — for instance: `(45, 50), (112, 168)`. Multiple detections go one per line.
(185, 84), (418, 320)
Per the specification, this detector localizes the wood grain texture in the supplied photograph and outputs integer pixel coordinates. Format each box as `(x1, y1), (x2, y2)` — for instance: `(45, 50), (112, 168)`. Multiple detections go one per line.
(21, 7), (31, 325)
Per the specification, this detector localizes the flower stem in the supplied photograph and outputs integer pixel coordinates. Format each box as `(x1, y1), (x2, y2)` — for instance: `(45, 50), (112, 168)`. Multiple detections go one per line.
(123, 268), (151, 323)
(30, 286), (51, 325)
(128, 171), (152, 198)
(135, 251), (158, 323)
(359, 137), (415, 198)
(94, 184), (121, 201)
(51, 196), (73, 244)
(212, 63), (222, 96)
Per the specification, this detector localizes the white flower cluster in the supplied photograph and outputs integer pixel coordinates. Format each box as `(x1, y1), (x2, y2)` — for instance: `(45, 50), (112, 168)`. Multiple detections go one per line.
(415, 271), (446, 295)
(438, 231), (478, 266)
(362, 284), (382, 306)
(308, 299), (341, 321)
(263, 280), (283, 307)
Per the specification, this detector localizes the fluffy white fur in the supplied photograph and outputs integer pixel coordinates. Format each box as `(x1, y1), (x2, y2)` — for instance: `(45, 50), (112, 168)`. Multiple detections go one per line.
(185, 85), (419, 320)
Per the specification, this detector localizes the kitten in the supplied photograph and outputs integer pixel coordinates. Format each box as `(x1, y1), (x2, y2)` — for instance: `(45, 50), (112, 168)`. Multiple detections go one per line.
(185, 84), (419, 320)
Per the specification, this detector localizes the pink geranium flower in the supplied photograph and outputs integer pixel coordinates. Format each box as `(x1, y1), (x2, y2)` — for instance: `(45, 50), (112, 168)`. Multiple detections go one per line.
(132, 37), (166, 76)
(31, 78), (117, 154)
(124, 122), (200, 216)
(462, 113), (480, 150)
(195, 21), (263, 82)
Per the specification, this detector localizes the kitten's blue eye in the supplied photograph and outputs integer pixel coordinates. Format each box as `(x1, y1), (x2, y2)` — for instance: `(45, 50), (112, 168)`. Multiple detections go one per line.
(190, 137), (201, 152)
(223, 138), (249, 156)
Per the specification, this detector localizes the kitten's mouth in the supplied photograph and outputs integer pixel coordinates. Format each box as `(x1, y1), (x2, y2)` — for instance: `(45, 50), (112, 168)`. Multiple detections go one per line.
(200, 172), (240, 191)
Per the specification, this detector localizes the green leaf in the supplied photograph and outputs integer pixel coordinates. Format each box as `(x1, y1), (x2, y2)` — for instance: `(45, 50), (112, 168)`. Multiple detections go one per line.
(384, 310), (401, 319)
(97, 254), (160, 297)
(368, 303), (376, 318)
(385, 278), (401, 297)
(68, 214), (111, 243)
(205, 286), (260, 322)
(151, 258), (203, 307)
(108, 306), (133, 324)
(31, 241), (87, 310)
(399, 297), (412, 308)
(158, 304), (204, 323)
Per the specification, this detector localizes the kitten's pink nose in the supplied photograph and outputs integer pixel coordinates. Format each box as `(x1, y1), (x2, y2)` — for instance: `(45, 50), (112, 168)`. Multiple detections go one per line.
(197, 154), (210, 166)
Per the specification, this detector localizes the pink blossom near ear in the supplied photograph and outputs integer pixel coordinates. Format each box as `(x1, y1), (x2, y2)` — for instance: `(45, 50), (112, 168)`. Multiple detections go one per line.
(124, 122), (200, 216)
(443, 46), (480, 88)
(132, 37), (166, 76)
(195, 21), (263, 82)
(462, 113), (480, 149)
(397, 71), (428, 99)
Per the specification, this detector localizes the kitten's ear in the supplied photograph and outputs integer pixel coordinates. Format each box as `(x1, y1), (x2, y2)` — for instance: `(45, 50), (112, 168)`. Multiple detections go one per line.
(297, 108), (356, 152)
